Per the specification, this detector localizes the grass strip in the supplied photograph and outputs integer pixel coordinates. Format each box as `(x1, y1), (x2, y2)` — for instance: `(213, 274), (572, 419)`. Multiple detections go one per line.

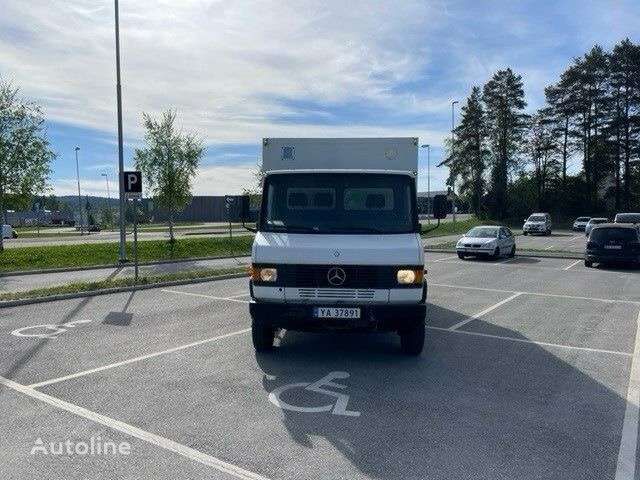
(0, 266), (248, 301)
(0, 235), (254, 273)
(420, 217), (499, 238)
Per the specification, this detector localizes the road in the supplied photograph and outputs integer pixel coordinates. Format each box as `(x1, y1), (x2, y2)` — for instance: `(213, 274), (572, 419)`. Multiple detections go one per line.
(8, 215), (473, 248)
(0, 252), (638, 479)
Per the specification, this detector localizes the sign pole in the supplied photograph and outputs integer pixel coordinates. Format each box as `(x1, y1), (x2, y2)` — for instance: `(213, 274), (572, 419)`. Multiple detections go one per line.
(133, 199), (139, 283)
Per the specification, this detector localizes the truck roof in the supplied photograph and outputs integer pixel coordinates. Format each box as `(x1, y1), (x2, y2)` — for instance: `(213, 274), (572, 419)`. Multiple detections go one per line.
(262, 138), (418, 174)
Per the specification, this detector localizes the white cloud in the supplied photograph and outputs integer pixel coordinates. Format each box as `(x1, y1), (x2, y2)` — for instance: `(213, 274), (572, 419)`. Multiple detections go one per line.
(53, 163), (257, 197)
(0, 0), (444, 144)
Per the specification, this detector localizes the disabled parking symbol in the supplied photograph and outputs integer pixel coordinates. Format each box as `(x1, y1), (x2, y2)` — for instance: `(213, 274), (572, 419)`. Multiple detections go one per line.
(268, 371), (361, 417)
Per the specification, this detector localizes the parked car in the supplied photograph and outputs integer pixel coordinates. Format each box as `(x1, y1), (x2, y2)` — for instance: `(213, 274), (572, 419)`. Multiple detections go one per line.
(456, 225), (516, 259)
(2, 224), (17, 239)
(572, 216), (591, 231)
(614, 212), (640, 224)
(523, 213), (552, 236)
(584, 223), (640, 267)
(585, 217), (609, 237)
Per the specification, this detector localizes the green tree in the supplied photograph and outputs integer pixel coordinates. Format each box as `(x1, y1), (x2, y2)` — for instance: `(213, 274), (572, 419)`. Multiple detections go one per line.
(0, 80), (54, 250)
(441, 87), (488, 216)
(609, 38), (640, 209)
(526, 111), (560, 210)
(134, 110), (204, 241)
(482, 68), (528, 219)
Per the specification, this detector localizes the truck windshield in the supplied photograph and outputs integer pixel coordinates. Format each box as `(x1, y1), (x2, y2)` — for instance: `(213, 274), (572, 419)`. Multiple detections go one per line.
(261, 173), (416, 234)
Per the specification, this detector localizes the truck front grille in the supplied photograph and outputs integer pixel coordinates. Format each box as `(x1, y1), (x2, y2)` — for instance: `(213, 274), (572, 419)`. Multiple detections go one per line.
(297, 288), (375, 300)
(279, 264), (396, 288)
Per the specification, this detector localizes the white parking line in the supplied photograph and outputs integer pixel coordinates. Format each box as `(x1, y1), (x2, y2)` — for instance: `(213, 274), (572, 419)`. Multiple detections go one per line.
(563, 260), (582, 271)
(448, 293), (523, 331)
(162, 289), (250, 304)
(227, 293), (251, 299)
(0, 375), (270, 480)
(430, 283), (640, 305)
(29, 328), (251, 388)
(427, 326), (632, 357)
(615, 308), (640, 480)
(432, 255), (460, 262)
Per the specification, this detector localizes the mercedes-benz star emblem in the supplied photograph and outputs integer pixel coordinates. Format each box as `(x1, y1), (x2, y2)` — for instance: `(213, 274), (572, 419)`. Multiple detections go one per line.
(327, 267), (346, 286)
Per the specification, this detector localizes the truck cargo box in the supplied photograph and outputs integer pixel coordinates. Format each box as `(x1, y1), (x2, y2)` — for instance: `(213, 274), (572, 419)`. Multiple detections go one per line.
(262, 138), (418, 174)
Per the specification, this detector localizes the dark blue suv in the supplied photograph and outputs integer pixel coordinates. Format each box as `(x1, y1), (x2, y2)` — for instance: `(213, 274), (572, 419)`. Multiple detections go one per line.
(585, 224), (640, 267)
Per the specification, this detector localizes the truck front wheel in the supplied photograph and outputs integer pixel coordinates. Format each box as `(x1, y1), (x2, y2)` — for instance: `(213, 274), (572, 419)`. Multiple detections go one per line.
(252, 320), (275, 352)
(399, 321), (425, 356)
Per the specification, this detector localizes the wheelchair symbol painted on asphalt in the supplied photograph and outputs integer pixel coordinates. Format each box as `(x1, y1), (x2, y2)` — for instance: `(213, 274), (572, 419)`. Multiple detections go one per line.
(11, 320), (92, 339)
(268, 371), (361, 417)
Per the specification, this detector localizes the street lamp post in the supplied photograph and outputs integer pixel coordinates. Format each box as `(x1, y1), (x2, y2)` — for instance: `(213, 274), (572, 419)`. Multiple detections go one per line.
(101, 172), (111, 225)
(74, 146), (83, 235)
(451, 100), (459, 223)
(101, 172), (111, 201)
(114, 0), (127, 262)
(420, 144), (431, 224)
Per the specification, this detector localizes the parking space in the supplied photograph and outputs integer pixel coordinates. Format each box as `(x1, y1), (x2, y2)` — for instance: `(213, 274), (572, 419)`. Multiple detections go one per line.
(515, 229), (587, 253)
(0, 252), (638, 480)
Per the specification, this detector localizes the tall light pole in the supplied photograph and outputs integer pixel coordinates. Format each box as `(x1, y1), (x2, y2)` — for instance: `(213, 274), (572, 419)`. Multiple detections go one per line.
(420, 144), (431, 224)
(74, 146), (83, 235)
(114, 0), (127, 261)
(451, 100), (459, 223)
(101, 172), (111, 201)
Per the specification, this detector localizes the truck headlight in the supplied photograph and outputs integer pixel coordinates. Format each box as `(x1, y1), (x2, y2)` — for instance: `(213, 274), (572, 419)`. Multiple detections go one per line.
(250, 266), (277, 282)
(397, 269), (424, 285)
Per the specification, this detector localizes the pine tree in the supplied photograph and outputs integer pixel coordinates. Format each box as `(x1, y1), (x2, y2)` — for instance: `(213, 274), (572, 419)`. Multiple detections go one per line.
(441, 87), (488, 216)
(482, 69), (528, 219)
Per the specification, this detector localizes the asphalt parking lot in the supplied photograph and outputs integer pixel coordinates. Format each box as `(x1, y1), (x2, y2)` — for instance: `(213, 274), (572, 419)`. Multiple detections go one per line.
(516, 229), (588, 254)
(0, 252), (638, 480)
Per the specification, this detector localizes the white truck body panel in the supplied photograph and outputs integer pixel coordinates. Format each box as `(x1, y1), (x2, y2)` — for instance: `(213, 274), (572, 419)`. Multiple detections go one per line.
(252, 231), (423, 266)
(262, 138), (418, 174)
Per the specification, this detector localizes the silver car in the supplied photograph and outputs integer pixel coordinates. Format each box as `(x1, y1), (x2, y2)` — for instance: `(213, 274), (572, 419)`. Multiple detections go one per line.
(523, 213), (552, 236)
(456, 226), (516, 259)
(585, 217), (608, 237)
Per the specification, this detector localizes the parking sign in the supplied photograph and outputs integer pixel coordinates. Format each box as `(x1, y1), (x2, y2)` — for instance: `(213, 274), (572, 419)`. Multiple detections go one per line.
(123, 171), (142, 199)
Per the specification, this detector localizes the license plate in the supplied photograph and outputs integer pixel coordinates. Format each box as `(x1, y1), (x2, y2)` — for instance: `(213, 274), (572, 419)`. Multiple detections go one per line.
(313, 307), (361, 319)
(604, 244), (622, 250)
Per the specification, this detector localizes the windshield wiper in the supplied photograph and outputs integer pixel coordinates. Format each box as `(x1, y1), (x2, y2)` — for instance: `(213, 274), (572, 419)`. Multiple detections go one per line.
(268, 224), (319, 233)
(330, 227), (386, 234)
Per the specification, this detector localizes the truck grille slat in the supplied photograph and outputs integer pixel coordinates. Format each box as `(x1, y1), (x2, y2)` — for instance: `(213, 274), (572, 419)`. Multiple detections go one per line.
(298, 288), (375, 299)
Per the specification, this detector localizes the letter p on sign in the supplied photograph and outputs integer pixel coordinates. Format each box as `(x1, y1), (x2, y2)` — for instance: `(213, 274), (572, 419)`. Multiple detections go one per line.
(123, 171), (142, 199)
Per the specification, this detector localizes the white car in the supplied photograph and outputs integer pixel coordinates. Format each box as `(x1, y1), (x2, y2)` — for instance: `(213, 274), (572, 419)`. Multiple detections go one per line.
(523, 213), (552, 236)
(2, 224), (17, 239)
(572, 216), (591, 231)
(456, 226), (516, 259)
(585, 217), (608, 237)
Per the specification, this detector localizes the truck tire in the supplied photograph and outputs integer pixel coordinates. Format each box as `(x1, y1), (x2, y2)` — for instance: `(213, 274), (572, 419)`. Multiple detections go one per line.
(509, 245), (516, 258)
(400, 321), (425, 356)
(584, 260), (593, 268)
(457, 252), (466, 260)
(252, 320), (275, 352)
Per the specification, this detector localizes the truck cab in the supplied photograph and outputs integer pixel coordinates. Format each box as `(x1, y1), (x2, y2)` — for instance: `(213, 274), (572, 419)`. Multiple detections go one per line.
(249, 138), (427, 355)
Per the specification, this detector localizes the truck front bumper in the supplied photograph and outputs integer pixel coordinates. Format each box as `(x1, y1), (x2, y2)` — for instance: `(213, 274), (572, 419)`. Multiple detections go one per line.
(249, 301), (426, 332)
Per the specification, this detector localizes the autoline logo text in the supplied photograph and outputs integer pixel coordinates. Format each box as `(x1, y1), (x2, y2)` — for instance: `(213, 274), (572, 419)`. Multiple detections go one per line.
(30, 436), (131, 456)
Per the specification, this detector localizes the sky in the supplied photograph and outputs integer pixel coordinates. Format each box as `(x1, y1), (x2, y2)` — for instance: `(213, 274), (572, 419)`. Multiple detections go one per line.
(1, 0), (639, 197)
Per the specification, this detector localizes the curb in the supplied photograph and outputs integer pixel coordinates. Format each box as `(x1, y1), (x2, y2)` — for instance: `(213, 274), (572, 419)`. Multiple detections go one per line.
(0, 254), (252, 278)
(424, 248), (583, 260)
(0, 272), (249, 308)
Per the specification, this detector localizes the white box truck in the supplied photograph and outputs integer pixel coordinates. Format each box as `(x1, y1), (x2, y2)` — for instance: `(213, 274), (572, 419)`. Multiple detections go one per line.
(249, 138), (427, 355)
